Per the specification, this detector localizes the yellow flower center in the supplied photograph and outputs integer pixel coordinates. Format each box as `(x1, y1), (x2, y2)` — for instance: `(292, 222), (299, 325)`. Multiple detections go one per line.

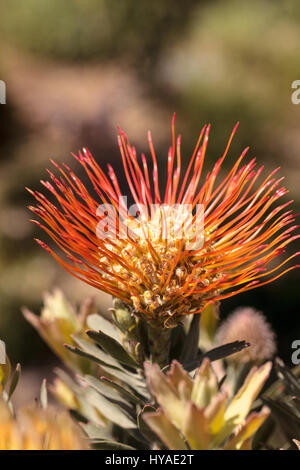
(100, 205), (221, 326)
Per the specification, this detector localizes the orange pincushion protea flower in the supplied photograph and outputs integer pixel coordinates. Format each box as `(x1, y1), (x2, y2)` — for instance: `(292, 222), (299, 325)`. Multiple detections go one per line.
(28, 116), (299, 327)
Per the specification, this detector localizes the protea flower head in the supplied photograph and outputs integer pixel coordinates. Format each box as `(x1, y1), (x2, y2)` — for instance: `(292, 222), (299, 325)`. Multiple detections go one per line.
(28, 116), (299, 327)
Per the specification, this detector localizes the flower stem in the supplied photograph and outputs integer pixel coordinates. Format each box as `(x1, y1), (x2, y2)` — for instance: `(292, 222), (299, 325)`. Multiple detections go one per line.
(147, 325), (172, 368)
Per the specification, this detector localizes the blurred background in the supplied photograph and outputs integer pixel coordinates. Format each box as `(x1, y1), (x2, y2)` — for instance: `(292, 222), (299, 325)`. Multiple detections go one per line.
(0, 0), (299, 403)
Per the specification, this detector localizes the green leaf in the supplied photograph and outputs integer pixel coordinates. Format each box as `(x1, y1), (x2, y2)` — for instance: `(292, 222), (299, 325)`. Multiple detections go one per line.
(99, 376), (145, 404)
(137, 405), (158, 442)
(91, 439), (136, 450)
(86, 314), (120, 342)
(67, 337), (148, 396)
(180, 315), (200, 364)
(71, 336), (123, 370)
(8, 363), (21, 401)
(0, 352), (11, 390)
(198, 302), (219, 350)
(40, 378), (48, 409)
(224, 362), (272, 427)
(86, 329), (138, 368)
(263, 397), (300, 442)
(81, 422), (113, 440)
(52, 369), (107, 426)
(251, 414), (276, 449)
(0, 340), (6, 366)
(54, 367), (81, 394)
(143, 410), (188, 450)
(83, 375), (129, 405)
(275, 358), (300, 399)
(111, 298), (136, 335)
(184, 340), (250, 371)
(86, 388), (136, 429)
(69, 409), (89, 424)
(144, 362), (186, 431)
(262, 363), (300, 400)
(182, 401), (210, 450)
(169, 325), (186, 362)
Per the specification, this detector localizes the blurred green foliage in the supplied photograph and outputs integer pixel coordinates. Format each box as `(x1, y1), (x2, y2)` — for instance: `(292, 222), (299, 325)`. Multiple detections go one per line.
(0, 0), (199, 64)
